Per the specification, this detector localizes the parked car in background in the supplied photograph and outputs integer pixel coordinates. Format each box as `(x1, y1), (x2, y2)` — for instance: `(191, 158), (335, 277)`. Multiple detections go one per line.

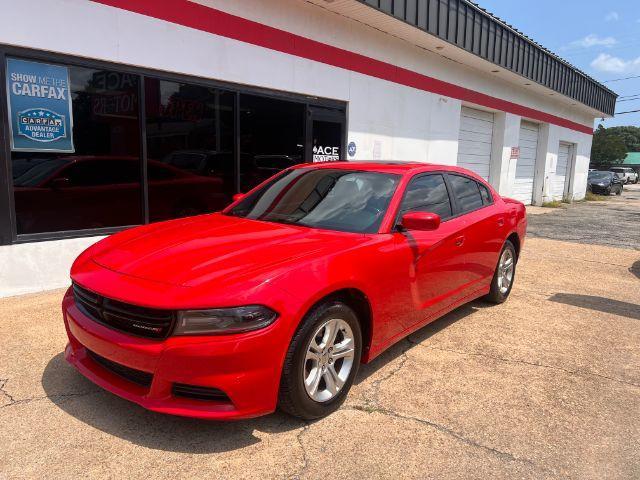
(588, 170), (623, 195)
(609, 167), (638, 184)
(63, 162), (526, 420)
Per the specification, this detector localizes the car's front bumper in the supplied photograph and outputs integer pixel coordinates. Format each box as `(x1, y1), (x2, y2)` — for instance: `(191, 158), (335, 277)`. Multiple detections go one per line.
(62, 288), (288, 420)
(589, 184), (611, 194)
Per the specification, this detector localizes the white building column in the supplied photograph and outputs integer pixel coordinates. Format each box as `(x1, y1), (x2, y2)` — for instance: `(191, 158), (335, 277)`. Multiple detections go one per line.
(569, 136), (593, 201)
(532, 123), (557, 205)
(489, 112), (521, 196)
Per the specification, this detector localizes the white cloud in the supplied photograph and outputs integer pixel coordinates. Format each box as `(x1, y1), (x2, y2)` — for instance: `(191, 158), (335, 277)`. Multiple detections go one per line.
(569, 34), (617, 48)
(605, 11), (619, 21)
(591, 53), (640, 74)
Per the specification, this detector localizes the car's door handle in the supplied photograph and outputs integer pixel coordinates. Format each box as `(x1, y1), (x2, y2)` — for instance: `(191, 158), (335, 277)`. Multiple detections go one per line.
(497, 218), (505, 227)
(454, 235), (465, 247)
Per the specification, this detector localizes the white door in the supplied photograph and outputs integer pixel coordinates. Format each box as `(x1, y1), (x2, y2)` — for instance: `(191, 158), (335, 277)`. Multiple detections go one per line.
(457, 106), (494, 181)
(553, 142), (572, 200)
(512, 121), (539, 205)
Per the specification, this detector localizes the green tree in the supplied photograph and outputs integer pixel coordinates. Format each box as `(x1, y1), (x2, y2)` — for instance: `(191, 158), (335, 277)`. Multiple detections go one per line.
(591, 125), (627, 165)
(605, 125), (640, 152)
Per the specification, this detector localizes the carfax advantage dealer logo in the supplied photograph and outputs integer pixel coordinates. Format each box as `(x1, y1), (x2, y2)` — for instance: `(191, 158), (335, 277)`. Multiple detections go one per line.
(17, 108), (67, 143)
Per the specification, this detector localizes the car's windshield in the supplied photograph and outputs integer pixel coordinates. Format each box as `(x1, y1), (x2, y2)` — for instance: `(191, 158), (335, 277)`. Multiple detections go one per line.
(226, 168), (400, 233)
(588, 171), (612, 180)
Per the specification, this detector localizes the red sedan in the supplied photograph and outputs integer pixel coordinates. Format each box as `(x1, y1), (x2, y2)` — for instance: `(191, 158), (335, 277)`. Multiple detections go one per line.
(63, 162), (526, 420)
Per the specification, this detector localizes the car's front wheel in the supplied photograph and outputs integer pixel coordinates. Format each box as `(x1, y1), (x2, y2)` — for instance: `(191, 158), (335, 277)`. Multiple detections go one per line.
(278, 301), (362, 420)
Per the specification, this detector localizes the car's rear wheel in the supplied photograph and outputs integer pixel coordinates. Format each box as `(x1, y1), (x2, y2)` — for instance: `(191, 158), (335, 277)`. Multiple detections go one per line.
(616, 186), (622, 195)
(484, 240), (517, 304)
(278, 301), (362, 420)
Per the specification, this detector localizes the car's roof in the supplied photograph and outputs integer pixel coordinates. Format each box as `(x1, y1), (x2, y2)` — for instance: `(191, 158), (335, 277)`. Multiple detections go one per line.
(292, 161), (483, 177)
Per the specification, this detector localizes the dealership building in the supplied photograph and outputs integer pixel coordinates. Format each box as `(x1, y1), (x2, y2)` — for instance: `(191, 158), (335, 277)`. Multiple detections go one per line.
(0, 0), (617, 296)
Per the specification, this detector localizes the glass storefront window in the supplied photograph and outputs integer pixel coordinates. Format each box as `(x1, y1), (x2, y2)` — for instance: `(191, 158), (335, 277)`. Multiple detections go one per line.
(3, 54), (345, 241)
(144, 78), (235, 222)
(239, 94), (306, 192)
(11, 63), (142, 234)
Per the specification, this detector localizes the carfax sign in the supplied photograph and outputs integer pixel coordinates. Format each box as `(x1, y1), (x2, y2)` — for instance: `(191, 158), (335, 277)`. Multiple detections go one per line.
(6, 58), (74, 152)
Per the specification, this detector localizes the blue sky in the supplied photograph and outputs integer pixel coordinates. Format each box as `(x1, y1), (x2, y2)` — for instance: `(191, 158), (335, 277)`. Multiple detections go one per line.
(477, 0), (640, 129)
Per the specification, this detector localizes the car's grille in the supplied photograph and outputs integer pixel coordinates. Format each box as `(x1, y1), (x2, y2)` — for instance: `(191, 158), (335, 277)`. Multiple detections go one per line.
(87, 349), (153, 388)
(73, 283), (175, 339)
(172, 383), (231, 402)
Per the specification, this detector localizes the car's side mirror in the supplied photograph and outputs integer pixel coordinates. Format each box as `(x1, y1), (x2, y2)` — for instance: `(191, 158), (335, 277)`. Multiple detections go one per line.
(232, 193), (245, 202)
(51, 177), (71, 190)
(400, 211), (441, 231)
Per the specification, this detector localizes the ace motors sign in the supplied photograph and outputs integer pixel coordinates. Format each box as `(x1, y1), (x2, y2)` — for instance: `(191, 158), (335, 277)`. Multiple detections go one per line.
(6, 58), (75, 152)
(313, 145), (340, 163)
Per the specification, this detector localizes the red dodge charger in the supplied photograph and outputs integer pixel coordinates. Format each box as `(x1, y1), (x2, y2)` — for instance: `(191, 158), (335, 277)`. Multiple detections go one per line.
(63, 161), (526, 420)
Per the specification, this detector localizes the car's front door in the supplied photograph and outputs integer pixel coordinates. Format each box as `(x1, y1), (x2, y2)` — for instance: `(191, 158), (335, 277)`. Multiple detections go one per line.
(392, 173), (470, 328)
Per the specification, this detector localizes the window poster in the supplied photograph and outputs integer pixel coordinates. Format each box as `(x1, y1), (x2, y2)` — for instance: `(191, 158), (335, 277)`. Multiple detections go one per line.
(6, 58), (75, 152)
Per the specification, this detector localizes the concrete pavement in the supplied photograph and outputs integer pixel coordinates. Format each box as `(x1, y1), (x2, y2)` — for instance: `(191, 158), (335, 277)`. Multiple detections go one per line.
(1, 232), (639, 478)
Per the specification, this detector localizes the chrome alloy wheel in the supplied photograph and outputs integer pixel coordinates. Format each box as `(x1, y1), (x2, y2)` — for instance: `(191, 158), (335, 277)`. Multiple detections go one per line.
(303, 318), (355, 402)
(497, 248), (515, 294)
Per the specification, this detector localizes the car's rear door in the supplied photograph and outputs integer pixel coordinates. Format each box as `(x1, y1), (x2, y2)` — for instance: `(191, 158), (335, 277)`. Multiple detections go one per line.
(392, 173), (470, 327)
(445, 174), (505, 292)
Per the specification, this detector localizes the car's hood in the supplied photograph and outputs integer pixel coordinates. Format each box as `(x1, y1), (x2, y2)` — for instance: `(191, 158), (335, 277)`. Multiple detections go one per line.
(90, 213), (365, 288)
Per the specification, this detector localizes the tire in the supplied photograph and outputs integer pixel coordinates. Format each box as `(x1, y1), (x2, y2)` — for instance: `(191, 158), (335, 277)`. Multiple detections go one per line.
(605, 187), (612, 196)
(278, 301), (362, 420)
(616, 186), (622, 196)
(484, 240), (517, 304)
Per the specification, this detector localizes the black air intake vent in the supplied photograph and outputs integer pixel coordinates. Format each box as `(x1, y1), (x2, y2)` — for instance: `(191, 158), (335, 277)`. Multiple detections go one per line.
(172, 383), (231, 402)
(87, 350), (153, 388)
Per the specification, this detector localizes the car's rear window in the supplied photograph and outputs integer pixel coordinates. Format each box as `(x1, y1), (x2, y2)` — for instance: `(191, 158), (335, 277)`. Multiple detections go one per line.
(448, 174), (484, 213)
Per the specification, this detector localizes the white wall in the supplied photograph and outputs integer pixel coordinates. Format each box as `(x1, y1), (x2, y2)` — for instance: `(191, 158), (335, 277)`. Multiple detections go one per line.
(0, 0), (597, 295)
(0, 0), (595, 167)
(0, 237), (102, 297)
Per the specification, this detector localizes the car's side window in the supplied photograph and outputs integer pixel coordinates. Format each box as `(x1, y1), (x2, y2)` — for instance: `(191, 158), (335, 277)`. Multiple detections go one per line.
(398, 174), (453, 219)
(448, 174), (484, 213)
(478, 182), (492, 205)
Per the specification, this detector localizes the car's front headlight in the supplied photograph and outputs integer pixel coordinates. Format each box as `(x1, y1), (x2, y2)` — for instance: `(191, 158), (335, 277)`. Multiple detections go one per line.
(174, 306), (278, 335)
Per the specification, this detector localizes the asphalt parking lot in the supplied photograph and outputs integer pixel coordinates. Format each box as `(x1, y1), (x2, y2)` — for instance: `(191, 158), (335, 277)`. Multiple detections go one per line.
(527, 183), (640, 250)
(1, 192), (639, 479)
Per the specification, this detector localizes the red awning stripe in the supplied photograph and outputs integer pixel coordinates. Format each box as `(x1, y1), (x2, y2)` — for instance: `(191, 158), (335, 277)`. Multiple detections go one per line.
(91, 0), (594, 135)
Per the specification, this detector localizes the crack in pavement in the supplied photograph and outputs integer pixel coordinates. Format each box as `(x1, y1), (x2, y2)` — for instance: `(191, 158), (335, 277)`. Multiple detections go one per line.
(289, 422), (310, 480)
(0, 378), (17, 405)
(344, 404), (553, 474)
(362, 342), (411, 409)
(424, 345), (640, 389)
(0, 378), (101, 410)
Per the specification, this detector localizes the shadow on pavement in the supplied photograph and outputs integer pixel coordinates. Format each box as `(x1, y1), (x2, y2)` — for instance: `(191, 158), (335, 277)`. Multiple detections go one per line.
(549, 293), (640, 321)
(42, 353), (303, 454)
(42, 298), (486, 452)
